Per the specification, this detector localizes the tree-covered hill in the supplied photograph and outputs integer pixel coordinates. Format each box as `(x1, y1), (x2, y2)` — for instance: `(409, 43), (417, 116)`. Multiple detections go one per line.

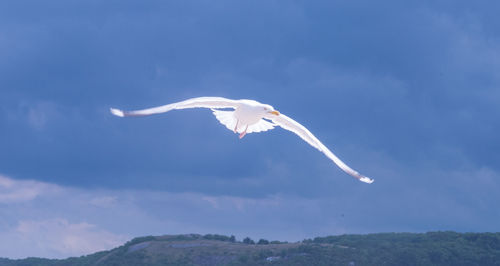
(1, 232), (499, 266)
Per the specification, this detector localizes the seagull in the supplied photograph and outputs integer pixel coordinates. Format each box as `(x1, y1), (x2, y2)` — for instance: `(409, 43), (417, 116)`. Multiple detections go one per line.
(110, 97), (373, 184)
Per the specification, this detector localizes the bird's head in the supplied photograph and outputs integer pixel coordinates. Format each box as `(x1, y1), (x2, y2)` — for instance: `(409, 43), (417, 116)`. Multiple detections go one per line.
(263, 105), (280, 116)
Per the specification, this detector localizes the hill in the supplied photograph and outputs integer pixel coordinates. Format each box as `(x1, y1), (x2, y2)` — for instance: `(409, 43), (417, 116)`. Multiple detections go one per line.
(1, 232), (500, 265)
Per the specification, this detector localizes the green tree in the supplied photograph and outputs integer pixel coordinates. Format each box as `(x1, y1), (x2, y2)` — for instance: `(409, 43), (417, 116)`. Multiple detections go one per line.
(257, 239), (269, 245)
(243, 237), (255, 244)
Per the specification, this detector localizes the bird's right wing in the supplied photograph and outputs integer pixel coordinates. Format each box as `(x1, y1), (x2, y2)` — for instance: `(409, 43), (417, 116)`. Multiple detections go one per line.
(110, 97), (239, 117)
(270, 113), (374, 184)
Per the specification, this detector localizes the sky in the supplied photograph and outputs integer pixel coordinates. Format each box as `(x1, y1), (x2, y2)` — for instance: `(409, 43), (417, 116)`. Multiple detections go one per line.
(1, 0), (500, 259)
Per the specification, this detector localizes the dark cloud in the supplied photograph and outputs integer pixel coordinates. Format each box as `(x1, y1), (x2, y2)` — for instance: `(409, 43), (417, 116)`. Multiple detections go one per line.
(0, 0), (499, 239)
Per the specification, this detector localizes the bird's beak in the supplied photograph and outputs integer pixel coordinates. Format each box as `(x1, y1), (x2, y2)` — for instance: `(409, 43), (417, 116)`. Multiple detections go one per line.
(269, 110), (280, 116)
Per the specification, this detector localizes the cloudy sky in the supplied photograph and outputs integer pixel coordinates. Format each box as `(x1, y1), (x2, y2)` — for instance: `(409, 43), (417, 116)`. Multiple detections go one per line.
(1, 0), (500, 259)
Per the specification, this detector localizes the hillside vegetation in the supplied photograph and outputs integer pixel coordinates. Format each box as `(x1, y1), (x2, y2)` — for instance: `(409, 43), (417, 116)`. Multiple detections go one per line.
(1, 232), (500, 266)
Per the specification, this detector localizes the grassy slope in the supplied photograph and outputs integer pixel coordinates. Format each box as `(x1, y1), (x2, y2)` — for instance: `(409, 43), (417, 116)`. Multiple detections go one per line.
(1, 232), (500, 266)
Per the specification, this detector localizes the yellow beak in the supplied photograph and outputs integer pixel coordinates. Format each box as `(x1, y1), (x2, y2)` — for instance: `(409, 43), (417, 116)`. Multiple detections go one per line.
(269, 110), (280, 116)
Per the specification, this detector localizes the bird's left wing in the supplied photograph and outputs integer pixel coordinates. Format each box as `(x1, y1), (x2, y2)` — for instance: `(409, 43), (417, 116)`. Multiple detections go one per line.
(270, 113), (374, 184)
(110, 97), (239, 117)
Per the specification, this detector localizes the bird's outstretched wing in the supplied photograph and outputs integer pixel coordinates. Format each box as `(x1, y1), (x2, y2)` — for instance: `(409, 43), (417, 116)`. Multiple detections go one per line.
(110, 97), (239, 117)
(270, 113), (374, 184)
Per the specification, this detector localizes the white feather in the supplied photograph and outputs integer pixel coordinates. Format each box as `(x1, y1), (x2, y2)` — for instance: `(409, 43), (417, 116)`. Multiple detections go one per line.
(111, 97), (373, 184)
(270, 114), (374, 184)
(247, 119), (275, 133)
(110, 97), (239, 117)
(212, 109), (238, 132)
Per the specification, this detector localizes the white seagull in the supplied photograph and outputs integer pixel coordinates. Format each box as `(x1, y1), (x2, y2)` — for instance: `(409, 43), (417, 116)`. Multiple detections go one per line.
(110, 97), (373, 184)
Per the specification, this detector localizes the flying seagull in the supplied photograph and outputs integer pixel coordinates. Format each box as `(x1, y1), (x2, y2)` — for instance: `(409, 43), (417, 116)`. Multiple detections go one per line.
(110, 97), (373, 184)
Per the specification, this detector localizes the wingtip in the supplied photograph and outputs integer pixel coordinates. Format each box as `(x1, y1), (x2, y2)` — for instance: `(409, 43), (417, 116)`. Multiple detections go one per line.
(360, 176), (374, 184)
(110, 108), (124, 117)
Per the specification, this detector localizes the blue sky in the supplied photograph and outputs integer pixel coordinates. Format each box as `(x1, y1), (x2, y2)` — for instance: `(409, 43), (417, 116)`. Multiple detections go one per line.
(1, 0), (500, 259)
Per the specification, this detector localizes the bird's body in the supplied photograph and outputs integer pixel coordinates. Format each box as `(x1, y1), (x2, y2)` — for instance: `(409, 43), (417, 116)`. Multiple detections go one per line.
(234, 101), (265, 126)
(111, 97), (374, 184)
